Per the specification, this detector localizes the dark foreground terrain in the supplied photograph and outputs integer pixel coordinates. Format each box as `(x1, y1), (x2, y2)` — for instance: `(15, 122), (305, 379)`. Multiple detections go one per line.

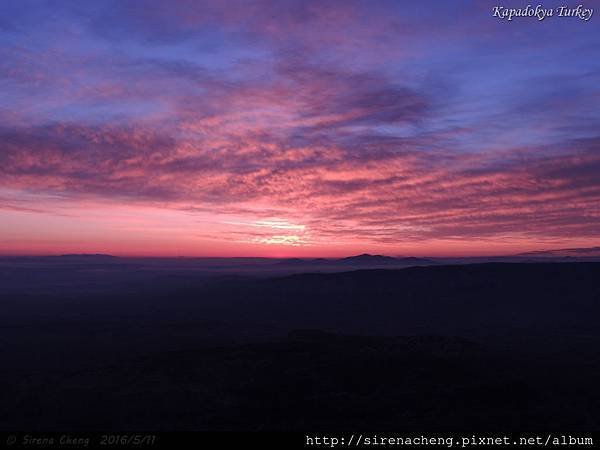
(1, 258), (600, 430)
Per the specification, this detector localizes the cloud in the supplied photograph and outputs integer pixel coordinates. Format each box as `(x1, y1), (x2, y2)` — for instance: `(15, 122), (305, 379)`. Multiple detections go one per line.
(1, 0), (599, 253)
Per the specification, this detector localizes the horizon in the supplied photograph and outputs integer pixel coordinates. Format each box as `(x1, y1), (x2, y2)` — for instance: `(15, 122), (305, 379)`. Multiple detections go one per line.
(1, 0), (599, 257)
(2, 246), (600, 259)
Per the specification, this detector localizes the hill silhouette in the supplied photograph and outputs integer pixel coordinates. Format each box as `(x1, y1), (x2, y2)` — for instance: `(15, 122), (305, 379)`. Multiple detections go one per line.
(340, 253), (398, 263)
(273, 254), (434, 269)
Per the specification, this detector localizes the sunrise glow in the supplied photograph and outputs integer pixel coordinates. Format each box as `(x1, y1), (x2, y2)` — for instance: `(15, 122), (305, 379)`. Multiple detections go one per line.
(1, 1), (599, 257)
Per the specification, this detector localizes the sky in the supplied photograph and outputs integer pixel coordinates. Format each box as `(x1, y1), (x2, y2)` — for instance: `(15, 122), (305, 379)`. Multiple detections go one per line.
(1, 0), (599, 257)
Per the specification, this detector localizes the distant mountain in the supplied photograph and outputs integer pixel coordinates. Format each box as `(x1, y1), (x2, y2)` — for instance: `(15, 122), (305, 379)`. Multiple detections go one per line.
(274, 254), (434, 268)
(339, 253), (399, 264)
(56, 254), (118, 259)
